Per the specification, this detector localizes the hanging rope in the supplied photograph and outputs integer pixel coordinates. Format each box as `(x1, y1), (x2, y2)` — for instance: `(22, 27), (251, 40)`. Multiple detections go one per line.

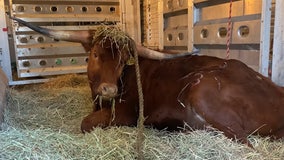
(226, 0), (233, 59)
(132, 42), (145, 160)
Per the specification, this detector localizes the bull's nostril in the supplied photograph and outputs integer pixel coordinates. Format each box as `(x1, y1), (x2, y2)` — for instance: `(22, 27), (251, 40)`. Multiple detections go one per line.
(98, 83), (118, 97)
(102, 86), (108, 92)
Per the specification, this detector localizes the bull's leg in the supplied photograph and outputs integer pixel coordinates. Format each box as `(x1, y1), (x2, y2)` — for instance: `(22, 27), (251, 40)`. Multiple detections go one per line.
(188, 104), (254, 147)
(187, 101), (253, 147)
(210, 122), (253, 147)
(81, 103), (137, 133)
(81, 108), (111, 133)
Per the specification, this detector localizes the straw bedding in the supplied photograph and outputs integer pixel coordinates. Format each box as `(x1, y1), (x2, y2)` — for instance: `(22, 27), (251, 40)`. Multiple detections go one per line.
(1, 74), (284, 160)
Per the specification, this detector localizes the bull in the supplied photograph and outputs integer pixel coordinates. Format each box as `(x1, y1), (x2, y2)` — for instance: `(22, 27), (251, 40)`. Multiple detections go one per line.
(12, 17), (284, 146)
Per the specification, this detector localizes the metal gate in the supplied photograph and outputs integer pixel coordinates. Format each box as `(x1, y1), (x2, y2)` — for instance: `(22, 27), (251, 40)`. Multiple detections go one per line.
(2, 0), (283, 85)
(10, 0), (120, 79)
(142, 0), (272, 76)
(0, 0), (140, 85)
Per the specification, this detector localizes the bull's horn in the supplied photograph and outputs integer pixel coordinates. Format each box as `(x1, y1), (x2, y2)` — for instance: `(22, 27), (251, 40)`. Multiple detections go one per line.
(136, 44), (199, 60)
(11, 17), (92, 44)
(11, 17), (198, 58)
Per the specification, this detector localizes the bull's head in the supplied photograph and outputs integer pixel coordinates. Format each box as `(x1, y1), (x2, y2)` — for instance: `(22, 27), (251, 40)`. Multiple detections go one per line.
(87, 26), (136, 108)
(11, 17), (196, 109)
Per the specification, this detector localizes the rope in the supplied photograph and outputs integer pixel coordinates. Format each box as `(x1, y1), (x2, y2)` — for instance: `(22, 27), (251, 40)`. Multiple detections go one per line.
(226, 0), (233, 59)
(132, 43), (145, 160)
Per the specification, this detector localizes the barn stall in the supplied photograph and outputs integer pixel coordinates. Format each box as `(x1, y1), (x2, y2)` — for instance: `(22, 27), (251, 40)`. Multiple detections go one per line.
(0, 0), (284, 159)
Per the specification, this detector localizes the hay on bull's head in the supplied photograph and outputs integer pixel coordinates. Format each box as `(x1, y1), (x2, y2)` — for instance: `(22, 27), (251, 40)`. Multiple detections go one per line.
(92, 25), (136, 65)
(92, 25), (135, 52)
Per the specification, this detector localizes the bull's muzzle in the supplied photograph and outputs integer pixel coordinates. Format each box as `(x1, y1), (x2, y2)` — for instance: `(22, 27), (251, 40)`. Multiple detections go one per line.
(97, 83), (118, 99)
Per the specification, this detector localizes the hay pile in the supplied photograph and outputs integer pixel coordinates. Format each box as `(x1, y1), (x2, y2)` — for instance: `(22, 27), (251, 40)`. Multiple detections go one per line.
(1, 74), (284, 160)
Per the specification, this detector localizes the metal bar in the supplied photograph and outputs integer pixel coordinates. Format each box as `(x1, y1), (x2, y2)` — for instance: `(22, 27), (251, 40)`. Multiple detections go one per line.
(194, 14), (261, 26)
(158, 0), (163, 50)
(9, 79), (49, 86)
(122, 0), (141, 43)
(271, 0), (284, 86)
(188, 0), (194, 52)
(0, 0), (13, 81)
(144, 0), (150, 46)
(12, 0), (119, 5)
(12, 16), (120, 22)
(194, 0), (241, 8)
(259, 0), (271, 77)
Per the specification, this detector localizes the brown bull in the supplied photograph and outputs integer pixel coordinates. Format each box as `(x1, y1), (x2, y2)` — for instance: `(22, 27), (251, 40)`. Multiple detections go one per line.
(12, 17), (284, 146)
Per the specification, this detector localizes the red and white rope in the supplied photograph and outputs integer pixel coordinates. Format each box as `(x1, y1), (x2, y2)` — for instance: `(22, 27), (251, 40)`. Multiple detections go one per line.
(226, 0), (233, 59)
